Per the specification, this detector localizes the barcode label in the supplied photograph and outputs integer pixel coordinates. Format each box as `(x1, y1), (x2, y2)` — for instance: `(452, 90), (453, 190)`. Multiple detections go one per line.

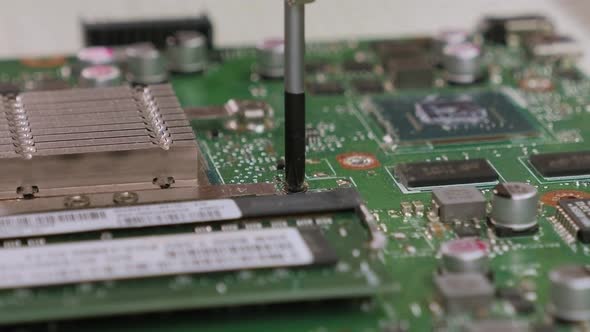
(0, 228), (313, 289)
(0, 199), (242, 238)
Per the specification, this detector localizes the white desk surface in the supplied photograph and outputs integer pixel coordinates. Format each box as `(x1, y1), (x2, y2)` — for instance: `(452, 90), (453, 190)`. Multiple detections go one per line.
(1, 0), (589, 70)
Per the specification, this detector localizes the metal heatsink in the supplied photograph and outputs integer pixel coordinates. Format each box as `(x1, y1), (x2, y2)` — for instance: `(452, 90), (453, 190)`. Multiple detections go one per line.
(0, 84), (201, 199)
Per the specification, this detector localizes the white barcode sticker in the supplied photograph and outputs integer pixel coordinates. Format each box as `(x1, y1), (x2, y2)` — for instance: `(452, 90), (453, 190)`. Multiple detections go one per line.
(0, 228), (313, 289)
(0, 199), (242, 239)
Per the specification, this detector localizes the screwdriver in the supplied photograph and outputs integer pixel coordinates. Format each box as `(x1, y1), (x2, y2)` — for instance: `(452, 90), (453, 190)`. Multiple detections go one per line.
(284, 0), (314, 193)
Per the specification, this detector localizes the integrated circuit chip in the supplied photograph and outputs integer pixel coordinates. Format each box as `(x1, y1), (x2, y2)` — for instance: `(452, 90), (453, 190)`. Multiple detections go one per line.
(387, 57), (434, 89)
(556, 198), (590, 243)
(530, 150), (590, 178)
(371, 90), (538, 145)
(453, 223), (481, 238)
(352, 79), (385, 94)
(305, 61), (331, 73)
(343, 60), (374, 72)
(371, 38), (433, 60)
(372, 38), (435, 90)
(395, 159), (498, 189)
(496, 287), (536, 314)
(307, 82), (345, 95)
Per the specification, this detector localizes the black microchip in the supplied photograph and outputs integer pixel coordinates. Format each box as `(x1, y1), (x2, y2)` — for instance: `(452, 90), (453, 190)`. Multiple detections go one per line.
(343, 60), (374, 72)
(372, 38), (433, 60)
(496, 288), (536, 314)
(208, 50), (224, 63)
(453, 224), (480, 238)
(395, 159), (498, 188)
(305, 62), (330, 73)
(480, 15), (553, 45)
(387, 57), (434, 89)
(307, 82), (345, 96)
(352, 79), (384, 94)
(557, 199), (590, 243)
(530, 151), (590, 178)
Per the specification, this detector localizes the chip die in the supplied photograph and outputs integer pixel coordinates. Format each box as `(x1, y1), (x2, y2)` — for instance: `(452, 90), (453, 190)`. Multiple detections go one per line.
(415, 98), (488, 126)
(371, 91), (537, 145)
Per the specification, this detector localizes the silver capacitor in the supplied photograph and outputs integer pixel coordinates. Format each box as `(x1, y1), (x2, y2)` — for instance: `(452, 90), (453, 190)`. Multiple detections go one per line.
(79, 65), (122, 88)
(440, 237), (490, 274)
(166, 31), (208, 73)
(434, 29), (470, 56)
(549, 265), (590, 322)
(126, 43), (168, 84)
(256, 38), (285, 79)
(489, 182), (539, 232)
(442, 42), (483, 84)
(77, 46), (116, 67)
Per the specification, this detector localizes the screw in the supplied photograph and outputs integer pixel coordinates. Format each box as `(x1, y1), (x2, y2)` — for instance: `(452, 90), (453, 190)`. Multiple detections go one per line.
(152, 176), (175, 189)
(64, 195), (91, 208)
(113, 191), (139, 205)
(16, 185), (39, 199)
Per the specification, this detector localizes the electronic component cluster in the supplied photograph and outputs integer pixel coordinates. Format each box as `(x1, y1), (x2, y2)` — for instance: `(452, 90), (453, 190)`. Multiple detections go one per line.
(0, 9), (587, 332)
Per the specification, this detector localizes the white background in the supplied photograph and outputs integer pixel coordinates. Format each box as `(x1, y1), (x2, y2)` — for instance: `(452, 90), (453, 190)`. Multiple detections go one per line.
(1, 0), (589, 69)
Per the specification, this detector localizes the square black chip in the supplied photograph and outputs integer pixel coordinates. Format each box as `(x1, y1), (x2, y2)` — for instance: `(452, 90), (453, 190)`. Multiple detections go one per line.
(530, 150), (590, 178)
(394, 158), (499, 189)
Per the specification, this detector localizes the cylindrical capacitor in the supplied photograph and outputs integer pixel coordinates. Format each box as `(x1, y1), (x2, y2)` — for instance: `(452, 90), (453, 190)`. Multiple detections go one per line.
(166, 31), (208, 73)
(79, 65), (122, 88)
(549, 265), (590, 322)
(256, 38), (285, 79)
(77, 46), (116, 67)
(434, 29), (470, 56)
(126, 43), (168, 84)
(442, 42), (483, 84)
(440, 237), (490, 274)
(490, 182), (539, 232)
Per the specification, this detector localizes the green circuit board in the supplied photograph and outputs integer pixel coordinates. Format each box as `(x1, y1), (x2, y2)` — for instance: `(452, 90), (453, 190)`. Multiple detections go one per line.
(0, 15), (589, 332)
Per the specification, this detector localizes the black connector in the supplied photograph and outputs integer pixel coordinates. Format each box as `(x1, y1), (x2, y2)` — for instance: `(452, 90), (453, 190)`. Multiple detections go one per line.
(82, 15), (214, 49)
(479, 15), (553, 45)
